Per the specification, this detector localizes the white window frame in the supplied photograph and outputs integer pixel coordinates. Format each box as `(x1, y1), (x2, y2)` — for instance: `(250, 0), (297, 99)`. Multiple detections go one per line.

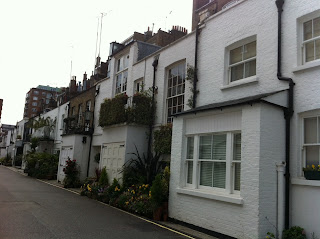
(224, 35), (257, 86)
(185, 131), (241, 195)
(115, 54), (129, 95)
(33, 96), (38, 100)
(166, 62), (186, 123)
(301, 114), (320, 170)
(228, 40), (256, 83)
(302, 16), (320, 64)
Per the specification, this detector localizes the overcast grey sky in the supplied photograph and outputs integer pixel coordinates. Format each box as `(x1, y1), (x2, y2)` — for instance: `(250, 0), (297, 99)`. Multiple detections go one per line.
(0, 0), (192, 125)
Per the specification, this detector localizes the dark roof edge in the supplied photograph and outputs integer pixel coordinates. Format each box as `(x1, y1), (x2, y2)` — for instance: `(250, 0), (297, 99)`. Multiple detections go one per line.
(174, 90), (288, 117)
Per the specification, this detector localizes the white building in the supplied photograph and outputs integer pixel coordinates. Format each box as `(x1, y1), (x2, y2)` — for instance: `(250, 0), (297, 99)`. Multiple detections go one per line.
(167, 0), (320, 238)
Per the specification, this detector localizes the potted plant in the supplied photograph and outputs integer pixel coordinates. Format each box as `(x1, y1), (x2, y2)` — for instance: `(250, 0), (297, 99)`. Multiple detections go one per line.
(303, 165), (320, 180)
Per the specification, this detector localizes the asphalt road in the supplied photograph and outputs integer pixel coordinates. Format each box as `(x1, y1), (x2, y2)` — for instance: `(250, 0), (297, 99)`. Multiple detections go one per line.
(0, 166), (189, 239)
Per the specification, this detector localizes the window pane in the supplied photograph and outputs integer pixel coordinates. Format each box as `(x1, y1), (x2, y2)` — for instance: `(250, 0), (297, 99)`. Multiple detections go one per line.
(316, 39), (320, 60)
(171, 66), (178, 78)
(230, 46), (242, 64)
(244, 59), (256, 78)
(243, 41), (256, 60)
(304, 117), (317, 144)
(234, 163), (241, 191)
(213, 162), (226, 189)
(187, 161), (193, 184)
(305, 41), (315, 62)
(212, 134), (226, 160)
(230, 63), (244, 82)
(233, 133), (241, 161)
(199, 135), (212, 159)
(200, 161), (213, 187)
(187, 137), (194, 159)
(178, 63), (185, 79)
(313, 17), (320, 38)
(306, 146), (319, 166)
(304, 20), (313, 40)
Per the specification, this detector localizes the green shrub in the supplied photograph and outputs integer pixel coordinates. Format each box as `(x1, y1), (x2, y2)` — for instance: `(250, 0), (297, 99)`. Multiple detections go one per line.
(150, 174), (165, 209)
(63, 158), (80, 188)
(154, 124), (172, 154)
(25, 152), (58, 179)
(283, 226), (306, 239)
(14, 155), (22, 166)
(124, 146), (162, 185)
(99, 167), (109, 187)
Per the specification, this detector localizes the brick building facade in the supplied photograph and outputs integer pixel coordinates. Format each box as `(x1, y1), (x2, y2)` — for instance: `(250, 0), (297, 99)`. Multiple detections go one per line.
(23, 86), (61, 119)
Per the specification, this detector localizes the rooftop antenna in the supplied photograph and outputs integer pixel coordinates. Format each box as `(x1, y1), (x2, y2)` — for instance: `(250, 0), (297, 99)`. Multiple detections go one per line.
(98, 12), (108, 58)
(94, 17), (100, 71)
(70, 44), (74, 80)
(165, 10), (172, 31)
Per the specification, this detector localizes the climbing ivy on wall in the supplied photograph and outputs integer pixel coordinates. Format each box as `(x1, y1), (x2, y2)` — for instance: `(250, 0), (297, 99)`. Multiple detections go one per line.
(153, 124), (172, 155)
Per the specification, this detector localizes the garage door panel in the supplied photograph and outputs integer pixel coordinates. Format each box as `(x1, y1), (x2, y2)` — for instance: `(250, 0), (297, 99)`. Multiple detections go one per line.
(101, 142), (125, 182)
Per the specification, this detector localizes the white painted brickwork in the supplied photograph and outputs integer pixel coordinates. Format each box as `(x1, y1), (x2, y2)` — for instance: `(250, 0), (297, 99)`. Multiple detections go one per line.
(89, 0), (320, 237)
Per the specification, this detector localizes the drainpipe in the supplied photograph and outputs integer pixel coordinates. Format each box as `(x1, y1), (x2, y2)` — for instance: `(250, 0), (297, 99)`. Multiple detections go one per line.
(193, 25), (199, 109)
(86, 89), (97, 177)
(147, 56), (159, 159)
(275, 0), (295, 230)
(276, 162), (286, 239)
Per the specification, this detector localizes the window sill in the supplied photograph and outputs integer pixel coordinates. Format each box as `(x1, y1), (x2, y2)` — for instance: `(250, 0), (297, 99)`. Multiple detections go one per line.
(292, 178), (320, 187)
(220, 76), (258, 90)
(293, 60), (320, 73)
(176, 187), (243, 205)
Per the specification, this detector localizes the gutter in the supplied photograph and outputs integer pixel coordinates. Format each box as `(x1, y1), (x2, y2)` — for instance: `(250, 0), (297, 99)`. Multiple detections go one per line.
(275, 0), (294, 230)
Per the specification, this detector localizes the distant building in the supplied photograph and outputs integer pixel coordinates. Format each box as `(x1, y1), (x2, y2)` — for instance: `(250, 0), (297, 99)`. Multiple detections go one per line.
(23, 85), (61, 119)
(192, 0), (236, 30)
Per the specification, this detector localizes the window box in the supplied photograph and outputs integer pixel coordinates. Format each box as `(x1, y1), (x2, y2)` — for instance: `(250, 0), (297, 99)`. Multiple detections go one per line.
(304, 171), (320, 180)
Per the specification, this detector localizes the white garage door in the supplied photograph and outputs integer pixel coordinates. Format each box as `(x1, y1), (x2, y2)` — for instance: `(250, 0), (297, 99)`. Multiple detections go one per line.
(58, 146), (73, 182)
(101, 142), (125, 183)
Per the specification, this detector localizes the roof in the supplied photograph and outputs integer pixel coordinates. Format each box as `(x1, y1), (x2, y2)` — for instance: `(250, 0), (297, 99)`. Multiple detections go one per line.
(137, 42), (161, 61)
(174, 90), (288, 117)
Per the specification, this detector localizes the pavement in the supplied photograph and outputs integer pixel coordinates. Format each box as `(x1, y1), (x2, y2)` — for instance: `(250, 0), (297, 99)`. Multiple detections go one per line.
(6, 166), (219, 239)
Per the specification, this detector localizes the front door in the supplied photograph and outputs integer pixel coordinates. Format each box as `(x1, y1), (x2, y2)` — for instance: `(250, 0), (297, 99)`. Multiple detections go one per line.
(101, 142), (125, 183)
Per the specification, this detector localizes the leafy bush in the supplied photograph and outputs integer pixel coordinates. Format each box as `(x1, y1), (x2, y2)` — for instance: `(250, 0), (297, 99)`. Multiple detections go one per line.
(127, 92), (153, 125)
(0, 156), (12, 166)
(150, 174), (165, 209)
(154, 124), (172, 154)
(99, 94), (128, 127)
(99, 92), (153, 127)
(282, 226), (306, 239)
(99, 167), (109, 187)
(14, 154), (23, 167)
(123, 146), (162, 185)
(25, 152), (58, 179)
(108, 179), (122, 206)
(63, 158), (81, 188)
